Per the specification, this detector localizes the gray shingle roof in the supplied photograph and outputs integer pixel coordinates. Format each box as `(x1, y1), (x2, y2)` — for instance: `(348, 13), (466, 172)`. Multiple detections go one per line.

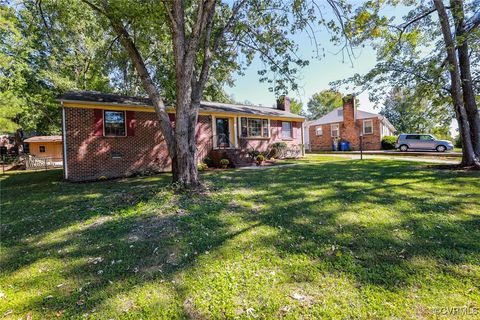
(58, 91), (304, 120)
(306, 107), (396, 131)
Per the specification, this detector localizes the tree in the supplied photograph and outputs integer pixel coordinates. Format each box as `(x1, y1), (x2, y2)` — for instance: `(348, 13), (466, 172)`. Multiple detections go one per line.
(289, 98), (304, 115)
(433, 0), (478, 166)
(73, 0), (353, 188)
(306, 90), (343, 120)
(451, 0), (480, 157)
(338, 0), (480, 167)
(1, 0), (235, 150)
(379, 87), (453, 134)
(0, 2), (112, 141)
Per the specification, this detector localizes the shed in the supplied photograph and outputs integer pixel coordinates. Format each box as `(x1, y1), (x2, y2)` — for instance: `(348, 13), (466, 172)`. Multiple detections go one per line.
(24, 135), (63, 159)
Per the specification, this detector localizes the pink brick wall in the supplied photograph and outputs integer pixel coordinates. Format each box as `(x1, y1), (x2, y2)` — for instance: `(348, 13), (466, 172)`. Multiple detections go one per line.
(239, 120), (303, 151)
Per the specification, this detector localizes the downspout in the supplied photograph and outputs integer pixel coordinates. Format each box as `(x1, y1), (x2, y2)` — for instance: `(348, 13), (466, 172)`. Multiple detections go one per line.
(61, 102), (68, 180)
(301, 121), (305, 156)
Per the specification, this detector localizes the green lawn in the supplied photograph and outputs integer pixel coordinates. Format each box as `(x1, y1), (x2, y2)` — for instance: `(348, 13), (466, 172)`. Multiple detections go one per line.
(1, 157), (479, 319)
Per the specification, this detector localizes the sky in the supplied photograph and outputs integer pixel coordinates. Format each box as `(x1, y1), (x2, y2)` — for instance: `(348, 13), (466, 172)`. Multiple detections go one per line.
(224, 43), (379, 113)
(223, 3), (410, 114)
(224, 18), (382, 114)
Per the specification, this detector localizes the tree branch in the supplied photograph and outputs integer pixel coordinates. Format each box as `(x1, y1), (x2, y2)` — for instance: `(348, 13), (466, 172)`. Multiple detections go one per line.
(35, 0), (54, 44)
(80, 0), (176, 153)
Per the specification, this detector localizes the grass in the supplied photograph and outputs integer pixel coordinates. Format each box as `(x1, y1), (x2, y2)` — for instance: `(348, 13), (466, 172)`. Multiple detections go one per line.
(1, 156), (479, 319)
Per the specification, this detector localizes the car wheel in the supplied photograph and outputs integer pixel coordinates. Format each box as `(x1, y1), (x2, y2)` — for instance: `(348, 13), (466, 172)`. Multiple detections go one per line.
(399, 144), (408, 152)
(436, 145), (446, 152)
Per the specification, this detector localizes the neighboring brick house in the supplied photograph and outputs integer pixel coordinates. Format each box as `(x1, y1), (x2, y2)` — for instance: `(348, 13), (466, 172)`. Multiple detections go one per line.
(305, 96), (396, 151)
(59, 91), (304, 181)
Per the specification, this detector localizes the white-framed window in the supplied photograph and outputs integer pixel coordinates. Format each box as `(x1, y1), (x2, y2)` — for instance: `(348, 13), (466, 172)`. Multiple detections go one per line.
(363, 119), (373, 135)
(315, 126), (323, 136)
(240, 117), (269, 138)
(104, 110), (126, 137)
(331, 123), (340, 137)
(282, 121), (292, 139)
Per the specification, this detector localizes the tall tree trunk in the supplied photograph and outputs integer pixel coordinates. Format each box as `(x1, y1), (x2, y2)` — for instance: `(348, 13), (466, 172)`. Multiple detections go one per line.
(451, 0), (480, 157)
(83, 0), (216, 188)
(14, 128), (24, 155)
(173, 89), (200, 189)
(434, 0), (479, 167)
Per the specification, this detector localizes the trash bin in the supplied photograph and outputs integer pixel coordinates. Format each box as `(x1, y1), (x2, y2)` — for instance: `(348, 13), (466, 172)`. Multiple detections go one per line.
(332, 141), (339, 151)
(339, 141), (350, 151)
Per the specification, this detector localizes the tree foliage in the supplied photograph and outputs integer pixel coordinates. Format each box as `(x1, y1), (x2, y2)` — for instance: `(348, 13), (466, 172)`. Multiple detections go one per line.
(306, 90), (343, 120)
(289, 97), (304, 115)
(380, 87), (453, 134)
(0, 1), (112, 135)
(335, 0), (480, 166)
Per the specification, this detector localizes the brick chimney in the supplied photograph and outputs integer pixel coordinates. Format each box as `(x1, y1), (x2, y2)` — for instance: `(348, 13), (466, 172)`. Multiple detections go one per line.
(342, 94), (356, 125)
(341, 94), (360, 149)
(276, 96), (291, 113)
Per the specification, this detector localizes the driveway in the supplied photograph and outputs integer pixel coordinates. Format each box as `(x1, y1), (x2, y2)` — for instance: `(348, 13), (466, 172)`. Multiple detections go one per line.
(311, 153), (460, 164)
(309, 150), (461, 158)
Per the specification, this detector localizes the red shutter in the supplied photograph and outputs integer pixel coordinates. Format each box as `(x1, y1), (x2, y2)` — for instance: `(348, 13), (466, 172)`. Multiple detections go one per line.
(292, 122), (296, 139)
(93, 109), (103, 136)
(126, 111), (136, 136)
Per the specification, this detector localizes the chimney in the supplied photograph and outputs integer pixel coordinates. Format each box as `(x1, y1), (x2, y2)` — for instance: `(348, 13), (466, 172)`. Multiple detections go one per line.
(276, 96), (291, 113)
(342, 94), (356, 125)
(341, 94), (360, 150)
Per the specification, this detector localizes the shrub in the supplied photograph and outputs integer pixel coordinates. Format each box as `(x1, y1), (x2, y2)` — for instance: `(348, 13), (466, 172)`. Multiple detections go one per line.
(454, 135), (462, 148)
(219, 158), (229, 166)
(197, 162), (208, 171)
(271, 142), (287, 149)
(248, 149), (260, 159)
(203, 156), (213, 167)
(381, 136), (397, 150)
(269, 142), (288, 159)
(256, 154), (265, 162)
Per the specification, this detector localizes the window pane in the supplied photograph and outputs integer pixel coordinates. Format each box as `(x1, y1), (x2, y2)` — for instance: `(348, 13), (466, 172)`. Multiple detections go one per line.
(248, 119), (262, 137)
(241, 118), (247, 137)
(282, 121), (292, 139)
(316, 126), (322, 136)
(262, 119), (269, 137)
(331, 124), (339, 137)
(104, 111), (125, 136)
(364, 121), (373, 134)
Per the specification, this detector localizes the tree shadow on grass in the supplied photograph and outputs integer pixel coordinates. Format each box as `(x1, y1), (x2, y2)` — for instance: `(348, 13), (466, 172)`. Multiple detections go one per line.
(1, 160), (479, 318)
(213, 160), (480, 291)
(1, 169), (260, 318)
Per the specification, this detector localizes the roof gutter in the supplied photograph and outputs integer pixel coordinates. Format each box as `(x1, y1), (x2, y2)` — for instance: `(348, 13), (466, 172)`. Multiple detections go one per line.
(59, 99), (305, 122)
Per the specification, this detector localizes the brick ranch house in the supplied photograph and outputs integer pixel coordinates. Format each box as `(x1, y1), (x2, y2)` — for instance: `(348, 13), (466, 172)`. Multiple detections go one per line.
(59, 91), (305, 181)
(305, 96), (396, 151)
